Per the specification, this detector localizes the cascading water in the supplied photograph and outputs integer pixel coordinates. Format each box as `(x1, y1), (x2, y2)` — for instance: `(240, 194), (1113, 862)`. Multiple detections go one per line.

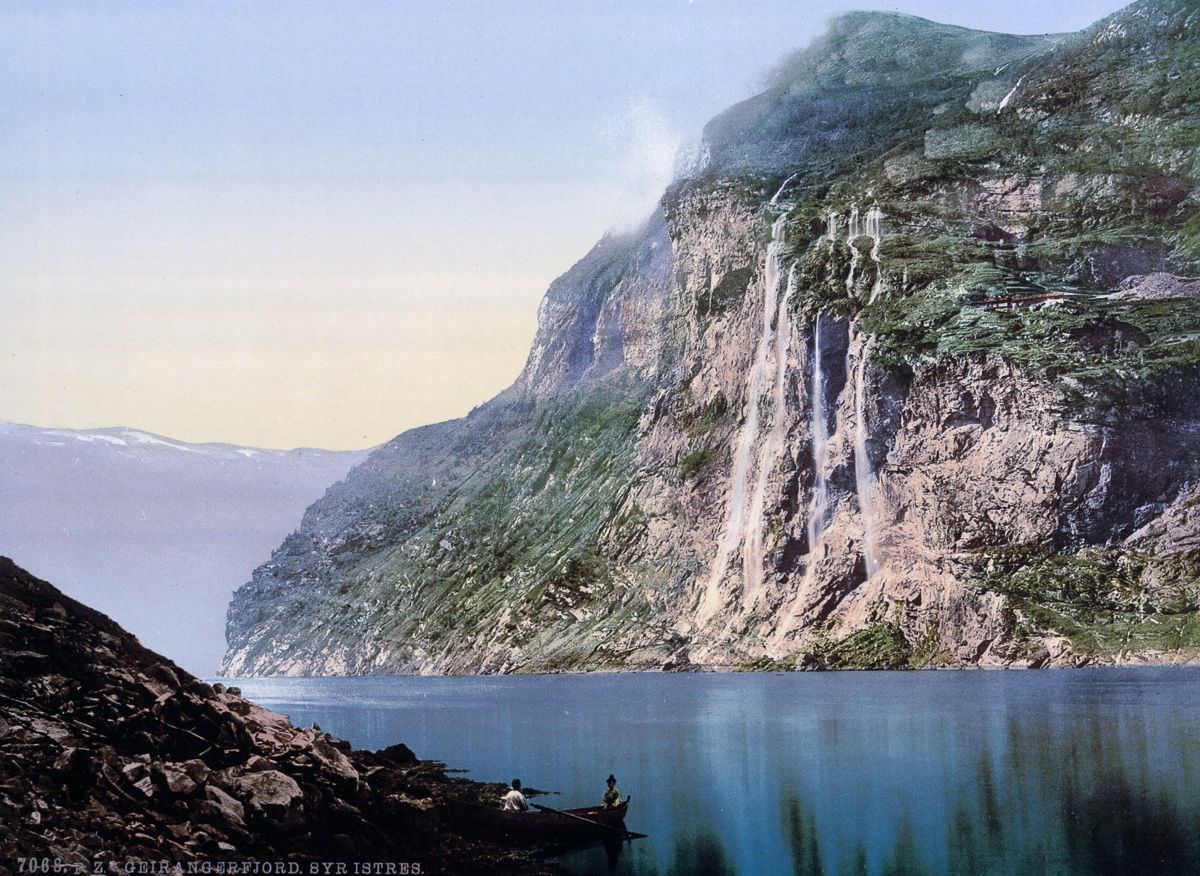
(742, 265), (797, 604)
(845, 206), (861, 295)
(824, 211), (840, 244)
(852, 331), (881, 578)
(843, 204), (885, 301)
(997, 75), (1025, 113)
(771, 173), (800, 206)
(866, 206), (885, 303)
(700, 212), (789, 619)
(865, 206), (883, 249)
(699, 173), (804, 618)
(805, 312), (831, 551)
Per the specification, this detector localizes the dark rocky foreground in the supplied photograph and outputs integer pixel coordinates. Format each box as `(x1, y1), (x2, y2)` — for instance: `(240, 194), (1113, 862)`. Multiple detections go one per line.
(0, 558), (551, 873)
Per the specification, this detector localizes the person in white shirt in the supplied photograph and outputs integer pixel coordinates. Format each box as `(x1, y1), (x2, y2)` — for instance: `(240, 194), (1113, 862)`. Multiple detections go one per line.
(602, 774), (621, 808)
(502, 778), (530, 812)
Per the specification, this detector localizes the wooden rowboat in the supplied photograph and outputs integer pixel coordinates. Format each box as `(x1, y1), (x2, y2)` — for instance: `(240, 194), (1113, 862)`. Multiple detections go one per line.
(448, 798), (631, 842)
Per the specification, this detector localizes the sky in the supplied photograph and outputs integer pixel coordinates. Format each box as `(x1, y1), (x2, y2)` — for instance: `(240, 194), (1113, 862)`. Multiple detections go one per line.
(0, 0), (1128, 450)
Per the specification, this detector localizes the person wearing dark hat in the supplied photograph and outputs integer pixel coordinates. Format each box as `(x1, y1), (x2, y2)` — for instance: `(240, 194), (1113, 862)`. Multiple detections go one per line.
(602, 774), (621, 808)
(502, 778), (530, 812)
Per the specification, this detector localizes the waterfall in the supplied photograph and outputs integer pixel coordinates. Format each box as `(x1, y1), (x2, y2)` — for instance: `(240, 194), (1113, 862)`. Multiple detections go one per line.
(997, 75), (1025, 113)
(865, 205), (883, 242)
(824, 211), (839, 244)
(844, 204), (885, 301)
(700, 213), (789, 619)
(771, 173), (800, 206)
(768, 267), (798, 458)
(742, 265), (797, 603)
(866, 206), (885, 303)
(805, 313), (831, 551)
(852, 331), (880, 578)
(845, 205), (861, 296)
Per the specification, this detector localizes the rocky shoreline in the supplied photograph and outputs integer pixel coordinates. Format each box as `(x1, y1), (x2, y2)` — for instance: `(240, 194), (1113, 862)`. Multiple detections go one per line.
(0, 558), (552, 874)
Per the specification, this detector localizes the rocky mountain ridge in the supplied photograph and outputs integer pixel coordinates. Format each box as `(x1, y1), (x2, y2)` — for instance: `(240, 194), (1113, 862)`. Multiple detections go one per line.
(223, 0), (1200, 676)
(0, 420), (367, 674)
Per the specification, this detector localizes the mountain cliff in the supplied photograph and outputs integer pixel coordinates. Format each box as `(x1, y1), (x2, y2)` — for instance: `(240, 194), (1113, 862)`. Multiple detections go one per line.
(222, 0), (1200, 676)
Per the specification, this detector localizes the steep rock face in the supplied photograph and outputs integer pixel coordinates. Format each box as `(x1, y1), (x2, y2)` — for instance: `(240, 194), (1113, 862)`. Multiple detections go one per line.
(224, 0), (1200, 675)
(513, 212), (673, 400)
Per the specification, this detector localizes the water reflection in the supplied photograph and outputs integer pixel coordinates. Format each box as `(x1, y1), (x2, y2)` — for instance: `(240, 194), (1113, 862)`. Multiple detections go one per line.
(669, 832), (733, 876)
(223, 668), (1200, 875)
(782, 796), (824, 876)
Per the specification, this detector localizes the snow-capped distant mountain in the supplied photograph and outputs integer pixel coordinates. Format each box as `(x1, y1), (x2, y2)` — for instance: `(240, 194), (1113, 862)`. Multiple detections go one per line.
(0, 420), (369, 675)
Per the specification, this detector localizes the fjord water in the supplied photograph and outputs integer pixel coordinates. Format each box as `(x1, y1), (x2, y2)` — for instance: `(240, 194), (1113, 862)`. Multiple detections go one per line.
(224, 670), (1200, 874)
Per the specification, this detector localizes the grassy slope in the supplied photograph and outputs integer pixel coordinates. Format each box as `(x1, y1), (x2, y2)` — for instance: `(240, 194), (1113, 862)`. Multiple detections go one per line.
(320, 379), (660, 671)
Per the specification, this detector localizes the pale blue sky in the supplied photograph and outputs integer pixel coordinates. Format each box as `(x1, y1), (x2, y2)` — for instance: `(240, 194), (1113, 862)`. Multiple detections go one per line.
(0, 0), (1127, 448)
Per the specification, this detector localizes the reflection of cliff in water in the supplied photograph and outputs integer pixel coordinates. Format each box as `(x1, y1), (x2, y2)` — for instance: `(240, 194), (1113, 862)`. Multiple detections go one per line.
(776, 705), (1200, 876)
(727, 763), (1199, 876)
(783, 796), (826, 876)
(559, 829), (733, 876)
(1060, 764), (1200, 875)
(239, 671), (1200, 876)
(669, 832), (734, 876)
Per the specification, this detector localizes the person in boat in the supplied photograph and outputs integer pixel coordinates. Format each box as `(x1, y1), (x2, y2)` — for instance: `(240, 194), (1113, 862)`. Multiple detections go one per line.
(602, 774), (621, 808)
(502, 778), (530, 812)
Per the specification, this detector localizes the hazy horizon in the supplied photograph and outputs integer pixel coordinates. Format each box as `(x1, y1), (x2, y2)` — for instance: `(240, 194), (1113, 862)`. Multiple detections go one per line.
(2, 0), (1127, 450)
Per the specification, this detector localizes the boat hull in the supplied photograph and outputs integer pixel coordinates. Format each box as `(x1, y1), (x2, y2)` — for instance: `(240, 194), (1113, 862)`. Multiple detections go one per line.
(448, 799), (630, 843)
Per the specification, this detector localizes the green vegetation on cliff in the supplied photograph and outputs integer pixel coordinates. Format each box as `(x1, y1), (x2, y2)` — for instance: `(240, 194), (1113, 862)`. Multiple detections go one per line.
(369, 380), (654, 663)
(695, 0), (1200, 395)
(974, 545), (1200, 659)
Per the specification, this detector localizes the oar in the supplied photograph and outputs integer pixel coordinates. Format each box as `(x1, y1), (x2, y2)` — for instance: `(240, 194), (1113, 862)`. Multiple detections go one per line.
(532, 800), (647, 840)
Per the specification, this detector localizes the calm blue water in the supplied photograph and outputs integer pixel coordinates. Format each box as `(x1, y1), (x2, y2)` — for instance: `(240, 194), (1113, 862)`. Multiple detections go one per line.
(218, 669), (1200, 875)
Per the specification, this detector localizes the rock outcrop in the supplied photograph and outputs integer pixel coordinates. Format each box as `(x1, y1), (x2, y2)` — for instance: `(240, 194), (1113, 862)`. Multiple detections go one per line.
(0, 558), (548, 871)
(223, 0), (1200, 675)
